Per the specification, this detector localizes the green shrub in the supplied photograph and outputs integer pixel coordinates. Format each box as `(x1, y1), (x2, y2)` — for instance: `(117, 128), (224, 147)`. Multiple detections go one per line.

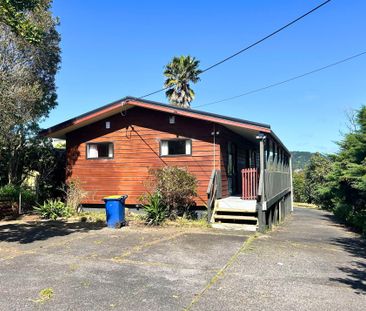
(333, 203), (366, 236)
(0, 184), (36, 207)
(333, 203), (352, 223)
(150, 166), (197, 218)
(142, 192), (167, 226)
(349, 212), (366, 236)
(0, 184), (18, 200)
(34, 199), (73, 220)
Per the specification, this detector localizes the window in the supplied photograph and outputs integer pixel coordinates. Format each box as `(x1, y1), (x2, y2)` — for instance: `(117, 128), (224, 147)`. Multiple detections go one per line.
(86, 142), (113, 159)
(169, 116), (175, 124)
(160, 139), (191, 156)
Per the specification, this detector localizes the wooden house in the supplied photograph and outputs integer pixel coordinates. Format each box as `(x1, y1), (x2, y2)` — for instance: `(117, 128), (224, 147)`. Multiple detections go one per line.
(42, 97), (293, 231)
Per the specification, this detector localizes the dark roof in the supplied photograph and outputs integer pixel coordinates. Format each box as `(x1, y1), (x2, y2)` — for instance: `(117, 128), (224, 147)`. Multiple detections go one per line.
(40, 96), (270, 136)
(41, 96), (290, 155)
(126, 97), (271, 129)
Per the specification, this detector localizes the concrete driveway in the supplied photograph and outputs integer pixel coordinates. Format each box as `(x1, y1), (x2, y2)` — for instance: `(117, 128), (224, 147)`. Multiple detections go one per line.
(0, 208), (365, 310)
(191, 208), (366, 311)
(0, 221), (250, 310)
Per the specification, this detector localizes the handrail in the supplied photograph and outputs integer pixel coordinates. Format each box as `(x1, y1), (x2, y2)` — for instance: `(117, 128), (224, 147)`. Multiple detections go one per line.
(207, 170), (216, 195)
(207, 169), (220, 221)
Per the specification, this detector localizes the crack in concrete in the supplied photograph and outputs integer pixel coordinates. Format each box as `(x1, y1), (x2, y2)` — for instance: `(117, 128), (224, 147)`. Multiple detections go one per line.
(183, 234), (258, 311)
(112, 232), (185, 262)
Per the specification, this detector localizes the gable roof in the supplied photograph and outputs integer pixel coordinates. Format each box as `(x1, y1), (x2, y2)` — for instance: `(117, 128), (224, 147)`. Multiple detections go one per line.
(41, 96), (290, 154)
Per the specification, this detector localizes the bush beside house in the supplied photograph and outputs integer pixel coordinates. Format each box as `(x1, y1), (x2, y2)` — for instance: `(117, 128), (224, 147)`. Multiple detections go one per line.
(141, 166), (198, 225)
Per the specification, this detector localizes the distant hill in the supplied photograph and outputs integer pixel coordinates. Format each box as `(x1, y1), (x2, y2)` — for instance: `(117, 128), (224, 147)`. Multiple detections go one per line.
(291, 151), (314, 170)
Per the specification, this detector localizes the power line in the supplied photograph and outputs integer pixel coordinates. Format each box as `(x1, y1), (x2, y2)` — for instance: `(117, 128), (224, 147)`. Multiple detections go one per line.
(139, 0), (332, 99)
(138, 86), (169, 99)
(200, 0), (332, 73)
(193, 51), (366, 109)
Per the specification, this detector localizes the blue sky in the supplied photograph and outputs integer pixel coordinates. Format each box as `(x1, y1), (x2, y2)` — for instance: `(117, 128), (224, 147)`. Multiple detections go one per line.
(45, 0), (366, 153)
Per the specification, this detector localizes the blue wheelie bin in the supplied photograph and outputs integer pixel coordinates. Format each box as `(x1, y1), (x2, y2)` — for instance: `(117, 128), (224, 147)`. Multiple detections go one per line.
(103, 195), (128, 228)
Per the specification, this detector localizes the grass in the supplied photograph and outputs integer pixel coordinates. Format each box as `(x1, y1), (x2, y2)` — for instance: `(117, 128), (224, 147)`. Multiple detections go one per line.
(126, 212), (146, 224)
(125, 212), (210, 228)
(72, 210), (210, 228)
(69, 263), (79, 272)
(293, 202), (319, 209)
(164, 217), (210, 228)
(81, 280), (91, 288)
(76, 210), (143, 224)
(76, 211), (106, 223)
(33, 288), (54, 304)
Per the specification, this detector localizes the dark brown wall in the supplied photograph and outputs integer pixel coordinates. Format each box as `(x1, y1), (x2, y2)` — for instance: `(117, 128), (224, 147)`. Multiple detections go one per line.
(66, 107), (259, 206)
(66, 107), (222, 206)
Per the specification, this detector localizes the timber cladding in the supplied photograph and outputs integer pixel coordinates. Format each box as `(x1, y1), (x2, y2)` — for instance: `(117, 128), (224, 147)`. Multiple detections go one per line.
(66, 107), (221, 206)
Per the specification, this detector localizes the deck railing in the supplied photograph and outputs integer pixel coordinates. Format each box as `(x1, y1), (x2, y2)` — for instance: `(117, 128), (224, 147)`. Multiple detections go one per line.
(241, 168), (259, 200)
(264, 170), (291, 207)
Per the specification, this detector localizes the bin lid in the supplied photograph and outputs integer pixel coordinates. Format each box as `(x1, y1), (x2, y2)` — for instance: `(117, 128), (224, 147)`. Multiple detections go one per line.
(102, 195), (128, 201)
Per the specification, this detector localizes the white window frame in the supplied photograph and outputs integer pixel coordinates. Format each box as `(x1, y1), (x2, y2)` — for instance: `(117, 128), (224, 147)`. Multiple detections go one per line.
(160, 139), (192, 157)
(86, 142), (114, 159)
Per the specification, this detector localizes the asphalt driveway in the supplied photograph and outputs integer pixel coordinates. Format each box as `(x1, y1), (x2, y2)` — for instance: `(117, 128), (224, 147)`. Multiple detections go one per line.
(0, 208), (365, 310)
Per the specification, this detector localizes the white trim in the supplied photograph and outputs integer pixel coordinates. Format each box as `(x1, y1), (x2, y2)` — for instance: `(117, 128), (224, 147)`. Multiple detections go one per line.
(161, 140), (168, 156)
(87, 144), (98, 158)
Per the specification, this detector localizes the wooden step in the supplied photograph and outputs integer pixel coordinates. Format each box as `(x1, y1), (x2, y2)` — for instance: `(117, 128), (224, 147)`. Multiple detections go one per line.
(215, 208), (257, 213)
(212, 223), (257, 232)
(214, 215), (257, 222)
(216, 197), (257, 212)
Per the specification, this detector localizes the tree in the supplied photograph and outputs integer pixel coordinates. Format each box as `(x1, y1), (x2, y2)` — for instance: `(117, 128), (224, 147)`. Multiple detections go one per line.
(318, 106), (366, 233)
(289, 108), (366, 234)
(0, 0), (60, 186)
(293, 170), (306, 202)
(164, 55), (202, 108)
(0, 0), (43, 43)
(303, 153), (332, 205)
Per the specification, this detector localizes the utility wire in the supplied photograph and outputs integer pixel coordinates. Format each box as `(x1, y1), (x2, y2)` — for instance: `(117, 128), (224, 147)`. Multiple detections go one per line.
(139, 0), (332, 99)
(138, 86), (169, 99)
(200, 0), (332, 73)
(193, 51), (366, 109)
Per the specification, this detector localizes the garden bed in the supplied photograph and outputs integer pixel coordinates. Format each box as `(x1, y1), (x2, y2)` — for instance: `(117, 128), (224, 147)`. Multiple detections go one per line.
(0, 209), (210, 230)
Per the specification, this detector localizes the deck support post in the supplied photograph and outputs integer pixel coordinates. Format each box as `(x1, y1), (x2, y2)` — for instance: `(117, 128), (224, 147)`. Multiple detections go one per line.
(277, 203), (280, 224)
(269, 207), (273, 229)
(289, 156), (294, 212)
(257, 134), (266, 232)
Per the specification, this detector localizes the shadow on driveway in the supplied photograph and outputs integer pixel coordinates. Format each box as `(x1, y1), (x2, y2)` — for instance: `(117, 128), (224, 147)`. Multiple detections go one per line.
(0, 221), (105, 244)
(329, 236), (366, 295)
(329, 261), (366, 295)
(321, 212), (366, 295)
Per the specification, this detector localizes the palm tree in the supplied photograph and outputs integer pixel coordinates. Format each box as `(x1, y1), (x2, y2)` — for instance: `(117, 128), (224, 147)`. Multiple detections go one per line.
(164, 56), (202, 108)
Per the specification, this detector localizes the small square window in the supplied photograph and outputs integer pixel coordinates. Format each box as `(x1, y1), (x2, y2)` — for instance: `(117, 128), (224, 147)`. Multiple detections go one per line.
(86, 142), (113, 159)
(160, 139), (191, 156)
(169, 116), (175, 124)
